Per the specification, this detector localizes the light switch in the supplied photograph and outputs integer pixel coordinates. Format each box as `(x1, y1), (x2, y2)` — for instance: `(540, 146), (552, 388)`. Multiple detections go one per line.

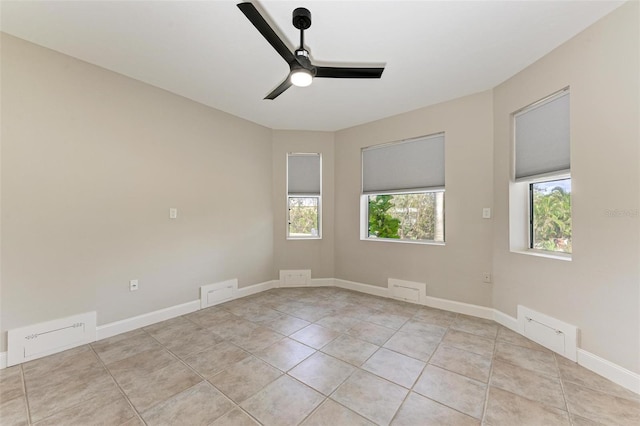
(169, 208), (178, 219)
(482, 208), (491, 219)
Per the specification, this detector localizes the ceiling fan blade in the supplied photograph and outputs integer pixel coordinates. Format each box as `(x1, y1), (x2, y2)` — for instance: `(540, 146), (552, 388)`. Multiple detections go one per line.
(315, 66), (385, 79)
(237, 2), (299, 66)
(265, 78), (293, 100)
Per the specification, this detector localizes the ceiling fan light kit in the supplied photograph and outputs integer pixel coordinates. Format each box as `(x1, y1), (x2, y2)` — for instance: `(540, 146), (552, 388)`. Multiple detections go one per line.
(237, 1), (385, 99)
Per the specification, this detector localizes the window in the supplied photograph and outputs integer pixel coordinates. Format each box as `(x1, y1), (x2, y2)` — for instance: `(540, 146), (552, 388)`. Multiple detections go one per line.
(361, 133), (445, 243)
(287, 153), (321, 239)
(513, 89), (571, 255)
(530, 178), (571, 253)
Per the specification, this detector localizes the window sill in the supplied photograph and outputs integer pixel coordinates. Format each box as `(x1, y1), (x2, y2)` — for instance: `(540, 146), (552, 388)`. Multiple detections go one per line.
(287, 237), (322, 241)
(510, 248), (572, 261)
(361, 237), (445, 246)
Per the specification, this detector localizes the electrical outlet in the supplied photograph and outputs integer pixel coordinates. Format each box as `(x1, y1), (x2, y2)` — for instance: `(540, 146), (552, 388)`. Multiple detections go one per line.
(129, 279), (139, 291)
(482, 272), (492, 283)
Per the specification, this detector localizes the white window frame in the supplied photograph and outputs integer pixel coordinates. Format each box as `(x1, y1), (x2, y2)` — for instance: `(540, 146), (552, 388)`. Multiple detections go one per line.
(509, 89), (572, 260)
(286, 153), (322, 240)
(360, 189), (445, 245)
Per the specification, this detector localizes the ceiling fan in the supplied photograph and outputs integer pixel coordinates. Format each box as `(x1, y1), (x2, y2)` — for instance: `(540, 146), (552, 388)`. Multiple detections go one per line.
(237, 2), (385, 100)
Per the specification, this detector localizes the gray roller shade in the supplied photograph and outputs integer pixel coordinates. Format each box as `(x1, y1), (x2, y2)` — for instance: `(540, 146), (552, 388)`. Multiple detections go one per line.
(287, 153), (321, 195)
(515, 91), (570, 180)
(362, 133), (445, 194)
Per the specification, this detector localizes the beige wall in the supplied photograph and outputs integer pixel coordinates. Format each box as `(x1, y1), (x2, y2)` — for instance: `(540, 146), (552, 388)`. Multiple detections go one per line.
(334, 91), (495, 307)
(492, 2), (639, 373)
(1, 2), (638, 377)
(272, 130), (335, 278)
(0, 34), (275, 351)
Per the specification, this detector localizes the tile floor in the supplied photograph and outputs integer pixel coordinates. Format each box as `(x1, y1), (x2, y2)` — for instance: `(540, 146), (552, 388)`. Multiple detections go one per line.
(1, 287), (639, 425)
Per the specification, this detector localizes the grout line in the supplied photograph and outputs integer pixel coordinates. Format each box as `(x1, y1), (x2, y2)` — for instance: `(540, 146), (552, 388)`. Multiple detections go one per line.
(554, 352), (575, 426)
(19, 364), (33, 426)
(88, 344), (147, 425)
(480, 330), (498, 425)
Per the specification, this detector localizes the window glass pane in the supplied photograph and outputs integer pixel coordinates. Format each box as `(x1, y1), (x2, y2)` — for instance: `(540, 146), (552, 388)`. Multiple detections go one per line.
(531, 178), (571, 253)
(367, 192), (444, 242)
(288, 197), (319, 238)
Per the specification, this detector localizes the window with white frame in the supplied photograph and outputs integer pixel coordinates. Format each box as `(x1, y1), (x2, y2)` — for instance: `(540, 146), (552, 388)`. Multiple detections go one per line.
(514, 89), (571, 254)
(287, 153), (321, 239)
(361, 134), (445, 243)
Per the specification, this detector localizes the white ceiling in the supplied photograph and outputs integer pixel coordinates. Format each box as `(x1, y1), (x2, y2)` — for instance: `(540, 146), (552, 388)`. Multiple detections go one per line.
(1, 0), (625, 131)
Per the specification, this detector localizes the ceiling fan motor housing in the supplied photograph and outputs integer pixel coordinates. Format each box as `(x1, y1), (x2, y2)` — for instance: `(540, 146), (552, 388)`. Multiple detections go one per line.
(293, 8), (311, 30)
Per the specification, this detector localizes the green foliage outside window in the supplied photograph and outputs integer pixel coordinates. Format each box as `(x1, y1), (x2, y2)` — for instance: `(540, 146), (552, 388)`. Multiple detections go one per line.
(532, 180), (571, 253)
(368, 193), (444, 241)
(368, 195), (400, 238)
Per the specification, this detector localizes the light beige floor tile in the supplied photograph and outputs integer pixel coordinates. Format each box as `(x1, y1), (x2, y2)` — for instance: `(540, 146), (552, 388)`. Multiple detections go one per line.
(496, 326), (551, 352)
(362, 348), (425, 388)
(211, 408), (259, 425)
(315, 314), (363, 333)
(254, 337), (315, 371)
(290, 306), (337, 322)
(209, 356), (282, 403)
(143, 316), (199, 343)
(0, 396), (28, 426)
(451, 315), (498, 339)
(334, 304), (381, 321)
(570, 414), (602, 426)
(345, 320), (396, 346)
(241, 375), (324, 426)
(117, 362), (202, 412)
(491, 360), (566, 410)
(183, 341), (249, 379)
(141, 381), (234, 425)
(484, 386), (570, 426)
(365, 312), (411, 330)
(383, 330), (441, 361)
(92, 330), (162, 365)
(494, 341), (558, 377)
(106, 347), (176, 380)
(399, 318), (447, 338)
(289, 352), (355, 395)
(430, 345), (492, 383)
(331, 370), (408, 425)
(321, 334), (378, 366)
(302, 399), (375, 426)
(34, 394), (137, 426)
(392, 392), (480, 426)
(183, 306), (235, 327)
(28, 371), (122, 423)
(208, 316), (259, 341)
(260, 314), (310, 335)
(556, 355), (640, 402)
(290, 324), (340, 349)
(563, 381), (640, 425)
(442, 329), (495, 357)
(413, 307), (458, 328)
(231, 326), (285, 353)
(413, 365), (486, 419)
(23, 345), (100, 384)
(24, 350), (105, 393)
(0, 366), (24, 403)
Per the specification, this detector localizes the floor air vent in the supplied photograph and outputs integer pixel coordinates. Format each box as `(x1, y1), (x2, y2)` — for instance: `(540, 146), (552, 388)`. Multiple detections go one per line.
(517, 305), (577, 361)
(7, 312), (96, 366)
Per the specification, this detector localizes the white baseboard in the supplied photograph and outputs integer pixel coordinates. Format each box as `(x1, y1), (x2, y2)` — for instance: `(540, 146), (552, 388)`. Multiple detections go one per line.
(236, 280), (277, 297)
(311, 278), (336, 287)
(96, 300), (200, 341)
(424, 296), (494, 320)
(4, 276), (638, 395)
(493, 309), (519, 332)
(335, 279), (389, 298)
(577, 349), (640, 395)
